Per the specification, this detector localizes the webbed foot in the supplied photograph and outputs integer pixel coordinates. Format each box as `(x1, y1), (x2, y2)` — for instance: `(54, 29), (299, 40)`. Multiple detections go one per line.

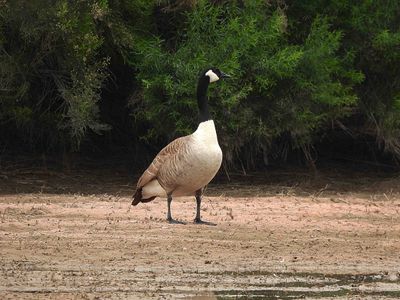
(194, 218), (217, 226)
(167, 218), (186, 225)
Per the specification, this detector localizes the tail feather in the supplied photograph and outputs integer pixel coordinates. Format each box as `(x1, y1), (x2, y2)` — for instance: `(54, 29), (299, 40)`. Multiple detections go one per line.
(132, 187), (156, 206)
(132, 188), (142, 206)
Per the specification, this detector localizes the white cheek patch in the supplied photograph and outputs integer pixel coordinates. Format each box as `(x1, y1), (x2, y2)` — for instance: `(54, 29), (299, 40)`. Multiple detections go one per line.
(205, 69), (220, 83)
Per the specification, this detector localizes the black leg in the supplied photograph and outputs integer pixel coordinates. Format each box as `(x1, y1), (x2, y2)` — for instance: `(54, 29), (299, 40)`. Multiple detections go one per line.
(167, 195), (172, 220)
(167, 194), (185, 224)
(194, 192), (216, 226)
(194, 194), (202, 222)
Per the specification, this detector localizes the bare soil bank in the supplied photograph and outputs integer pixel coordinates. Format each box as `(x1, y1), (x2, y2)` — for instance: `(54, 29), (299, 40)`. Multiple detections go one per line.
(1, 168), (400, 299)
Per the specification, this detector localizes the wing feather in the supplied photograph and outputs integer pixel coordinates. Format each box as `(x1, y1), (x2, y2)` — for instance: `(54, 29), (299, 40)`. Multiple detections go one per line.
(135, 136), (190, 190)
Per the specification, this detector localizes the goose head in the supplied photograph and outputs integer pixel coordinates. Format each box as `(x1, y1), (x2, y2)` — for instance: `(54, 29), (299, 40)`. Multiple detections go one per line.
(202, 68), (231, 83)
(196, 67), (230, 123)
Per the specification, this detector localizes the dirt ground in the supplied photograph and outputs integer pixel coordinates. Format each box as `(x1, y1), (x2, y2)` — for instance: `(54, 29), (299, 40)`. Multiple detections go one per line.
(1, 166), (400, 299)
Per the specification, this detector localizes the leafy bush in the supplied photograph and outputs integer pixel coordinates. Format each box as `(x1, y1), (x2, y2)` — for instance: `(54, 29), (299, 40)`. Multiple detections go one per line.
(132, 1), (362, 167)
(288, 0), (400, 158)
(0, 0), (399, 169)
(0, 0), (144, 150)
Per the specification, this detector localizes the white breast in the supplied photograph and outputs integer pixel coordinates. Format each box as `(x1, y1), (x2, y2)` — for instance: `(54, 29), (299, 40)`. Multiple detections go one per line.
(191, 120), (223, 178)
(192, 120), (219, 145)
(164, 120), (223, 197)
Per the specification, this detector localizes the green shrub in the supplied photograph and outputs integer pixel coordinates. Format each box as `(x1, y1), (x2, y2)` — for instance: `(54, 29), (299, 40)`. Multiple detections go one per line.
(1, 0), (399, 169)
(132, 1), (362, 167)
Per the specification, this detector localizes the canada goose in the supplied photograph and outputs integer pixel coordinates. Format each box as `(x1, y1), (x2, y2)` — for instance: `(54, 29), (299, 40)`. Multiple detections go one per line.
(132, 67), (230, 224)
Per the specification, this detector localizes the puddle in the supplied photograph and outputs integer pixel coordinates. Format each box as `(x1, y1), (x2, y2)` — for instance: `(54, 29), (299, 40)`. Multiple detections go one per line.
(215, 289), (400, 299)
(192, 271), (400, 299)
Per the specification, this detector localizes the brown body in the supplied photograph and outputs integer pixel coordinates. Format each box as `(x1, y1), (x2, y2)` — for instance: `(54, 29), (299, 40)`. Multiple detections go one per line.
(132, 120), (222, 206)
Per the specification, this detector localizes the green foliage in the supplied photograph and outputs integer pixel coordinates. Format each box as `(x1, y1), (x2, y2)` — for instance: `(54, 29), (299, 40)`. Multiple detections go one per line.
(1, 0), (400, 168)
(0, 1), (105, 149)
(349, 1), (400, 155)
(132, 2), (362, 165)
(288, 0), (400, 159)
(0, 0), (142, 150)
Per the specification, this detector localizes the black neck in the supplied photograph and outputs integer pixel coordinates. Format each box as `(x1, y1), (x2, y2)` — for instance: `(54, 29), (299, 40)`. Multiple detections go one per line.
(197, 76), (211, 123)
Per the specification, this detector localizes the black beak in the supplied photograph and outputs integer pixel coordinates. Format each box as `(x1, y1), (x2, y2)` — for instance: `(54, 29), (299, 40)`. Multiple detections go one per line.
(220, 71), (231, 79)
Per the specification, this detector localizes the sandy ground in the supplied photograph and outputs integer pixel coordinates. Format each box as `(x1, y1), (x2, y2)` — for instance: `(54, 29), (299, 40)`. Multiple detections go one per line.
(1, 167), (400, 299)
